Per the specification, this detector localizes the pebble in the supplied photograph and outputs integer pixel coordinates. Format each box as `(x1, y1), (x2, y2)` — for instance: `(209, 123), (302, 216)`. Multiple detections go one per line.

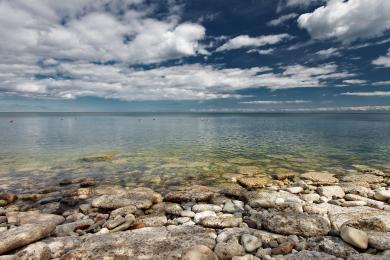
(181, 210), (196, 218)
(240, 234), (261, 252)
(286, 187), (303, 194)
(194, 211), (217, 223)
(340, 225), (368, 249)
(181, 245), (218, 260)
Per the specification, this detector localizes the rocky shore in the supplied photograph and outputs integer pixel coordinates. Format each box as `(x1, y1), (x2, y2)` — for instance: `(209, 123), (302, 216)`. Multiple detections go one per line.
(1, 165), (390, 259)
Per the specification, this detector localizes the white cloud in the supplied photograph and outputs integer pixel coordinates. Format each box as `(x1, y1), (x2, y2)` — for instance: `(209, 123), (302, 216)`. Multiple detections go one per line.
(267, 13), (298, 26)
(373, 81), (390, 86)
(241, 100), (311, 104)
(342, 79), (367, 85)
(298, 0), (390, 42)
(315, 48), (340, 58)
(216, 34), (290, 51)
(341, 91), (390, 97)
(0, 61), (354, 101)
(247, 48), (274, 55)
(0, 0), (206, 65)
(286, 0), (324, 6)
(372, 49), (390, 67)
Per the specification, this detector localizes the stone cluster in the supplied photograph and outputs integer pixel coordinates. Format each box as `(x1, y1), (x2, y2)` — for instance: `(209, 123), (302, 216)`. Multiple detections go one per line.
(0, 166), (390, 259)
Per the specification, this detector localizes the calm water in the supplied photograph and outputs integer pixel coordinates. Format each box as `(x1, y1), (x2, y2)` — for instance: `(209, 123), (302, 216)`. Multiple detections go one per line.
(1, 112), (390, 192)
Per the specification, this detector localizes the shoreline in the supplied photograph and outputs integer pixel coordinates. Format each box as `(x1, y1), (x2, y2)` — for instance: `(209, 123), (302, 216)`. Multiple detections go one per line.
(0, 166), (390, 259)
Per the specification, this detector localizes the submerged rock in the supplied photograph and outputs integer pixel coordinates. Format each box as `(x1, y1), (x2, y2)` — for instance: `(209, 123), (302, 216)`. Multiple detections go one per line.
(165, 185), (214, 203)
(237, 176), (273, 188)
(301, 172), (339, 185)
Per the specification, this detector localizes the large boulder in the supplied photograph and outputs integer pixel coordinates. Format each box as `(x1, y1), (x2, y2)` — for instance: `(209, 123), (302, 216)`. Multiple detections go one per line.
(61, 226), (216, 259)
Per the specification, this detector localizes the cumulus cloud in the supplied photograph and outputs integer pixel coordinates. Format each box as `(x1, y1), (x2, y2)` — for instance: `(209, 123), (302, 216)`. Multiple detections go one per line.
(267, 13), (298, 26)
(216, 34), (290, 51)
(0, 0), (206, 65)
(341, 91), (390, 97)
(372, 49), (390, 67)
(298, 0), (390, 42)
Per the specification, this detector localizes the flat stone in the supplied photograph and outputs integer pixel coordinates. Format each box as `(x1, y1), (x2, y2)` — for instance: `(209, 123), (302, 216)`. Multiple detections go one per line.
(340, 225), (368, 249)
(54, 219), (94, 237)
(199, 214), (242, 228)
(282, 250), (338, 260)
(0, 224), (56, 255)
(110, 205), (137, 217)
(16, 242), (51, 260)
(341, 185), (374, 197)
(328, 205), (390, 231)
(301, 172), (338, 185)
(93, 187), (162, 209)
(342, 174), (384, 184)
(303, 203), (329, 215)
(136, 215), (167, 227)
(261, 212), (330, 237)
(60, 226), (216, 259)
(192, 204), (222, 213)
(367, 231), (390, 250)
(306, 236), (358, 258)
(237, 176), (273, 188)
(341, 201), (367, 207)
(241, 234), (261, 252)
(301, 193), (320, 203)
(317, 186), (345, 198)
(6, 211), (64, 226)
(344, 194), (384, 209)
(273, 172), (297, 180)
(244, 190), (302, 208)
(214, 243), (245, 260)
(181, 245), (218, 260)
(165, 185), (214, 203)
(181, 210), (195, 218)
(41, 236), (83, 259)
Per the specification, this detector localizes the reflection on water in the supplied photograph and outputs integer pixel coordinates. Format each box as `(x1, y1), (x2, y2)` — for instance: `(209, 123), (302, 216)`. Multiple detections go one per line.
(0, 113), (390, 192)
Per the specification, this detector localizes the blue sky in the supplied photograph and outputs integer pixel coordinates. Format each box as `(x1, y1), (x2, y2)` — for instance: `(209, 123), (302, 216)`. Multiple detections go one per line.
(0, 0), (390, 112)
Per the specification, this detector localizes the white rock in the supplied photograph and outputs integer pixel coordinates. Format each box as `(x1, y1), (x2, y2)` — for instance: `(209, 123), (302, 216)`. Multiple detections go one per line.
(317, 186), (345, 198)
(181, 210), (195, 218)
(194, 211), (217, 223)
(301, 193), (320, 203)
(374, 189), (390, 201)
(98, 228), (109, 234)
(192, 204), (222, 213)
(286, 187), (303, 194)
(240, 234), (261, 252)
(340, 225), (368, 249)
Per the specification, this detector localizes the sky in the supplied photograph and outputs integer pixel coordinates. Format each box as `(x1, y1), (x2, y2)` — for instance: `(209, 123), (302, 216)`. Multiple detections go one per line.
(0, 0), (390, 112)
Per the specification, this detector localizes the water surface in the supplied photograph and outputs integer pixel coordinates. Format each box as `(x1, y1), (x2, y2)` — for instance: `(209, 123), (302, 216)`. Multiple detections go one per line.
(1, 113), (390, 192)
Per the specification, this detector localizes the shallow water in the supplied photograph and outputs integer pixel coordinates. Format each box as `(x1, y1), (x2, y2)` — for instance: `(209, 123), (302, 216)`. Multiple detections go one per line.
(1, 112), (390, 192)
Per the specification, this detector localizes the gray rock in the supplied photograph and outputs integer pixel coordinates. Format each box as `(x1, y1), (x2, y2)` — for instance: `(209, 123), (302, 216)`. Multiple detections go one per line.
(281, 250), (338, 259)
(54, 219), (94, 237)
(301, 193), (320, 203)
(306, 236), (358, 258)
(181, 245), (218, 260)
(16, 242), (51, 260)
(199, 214), (242, 228)
(110, 205), (137, 217)
(261, 212), (330, 237)
(61, 226), (216, 259)
(241, 234), (261, 252)
(214, 243), (245, 260)
(0, 224), (56, 255)
(136, 215), (167, 227)
(367, 231), (390, 250)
